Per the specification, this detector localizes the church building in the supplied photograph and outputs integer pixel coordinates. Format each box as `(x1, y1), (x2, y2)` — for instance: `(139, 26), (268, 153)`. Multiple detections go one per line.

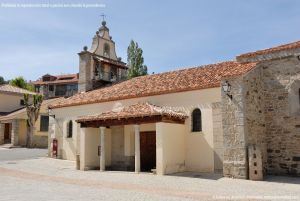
(48, 20), (300, 180)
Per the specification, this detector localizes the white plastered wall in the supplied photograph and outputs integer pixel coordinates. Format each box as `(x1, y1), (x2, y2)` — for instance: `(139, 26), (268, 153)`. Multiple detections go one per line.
(185, 106), (215, 172)
(156, 122), (186, 175)
(0, 93), (25, 113)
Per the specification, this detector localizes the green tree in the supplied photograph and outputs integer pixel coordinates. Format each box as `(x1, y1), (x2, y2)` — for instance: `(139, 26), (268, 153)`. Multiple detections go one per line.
(9, 76), (34, 91)
(0, 76), (6, 85)
(24, 94), (43, 148)
(127, 40), (148, 78)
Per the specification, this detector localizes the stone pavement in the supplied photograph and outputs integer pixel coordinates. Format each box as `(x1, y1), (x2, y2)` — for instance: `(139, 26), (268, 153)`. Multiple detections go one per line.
(0, 147), (47, 161)
(0, 149), (300, 201)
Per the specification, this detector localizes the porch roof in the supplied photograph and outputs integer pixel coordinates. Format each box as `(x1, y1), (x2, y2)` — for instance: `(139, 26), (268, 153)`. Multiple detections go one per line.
(76, 102), (188, 127)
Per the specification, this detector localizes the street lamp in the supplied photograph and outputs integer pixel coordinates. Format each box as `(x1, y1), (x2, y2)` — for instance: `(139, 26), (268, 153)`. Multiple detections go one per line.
(222, 81), (232, 99)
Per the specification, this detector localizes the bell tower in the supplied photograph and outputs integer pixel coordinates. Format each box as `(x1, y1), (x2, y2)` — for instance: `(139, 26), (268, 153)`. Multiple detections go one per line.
(78, 20), (128, 93)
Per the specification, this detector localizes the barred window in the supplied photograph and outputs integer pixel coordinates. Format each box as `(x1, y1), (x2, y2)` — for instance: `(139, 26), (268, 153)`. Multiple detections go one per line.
(192, 108), (202, 132)
(67, 120), (73, 138)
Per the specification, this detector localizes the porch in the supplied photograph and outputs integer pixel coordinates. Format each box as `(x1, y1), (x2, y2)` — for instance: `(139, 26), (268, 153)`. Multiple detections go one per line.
(76, 102), (188, 175)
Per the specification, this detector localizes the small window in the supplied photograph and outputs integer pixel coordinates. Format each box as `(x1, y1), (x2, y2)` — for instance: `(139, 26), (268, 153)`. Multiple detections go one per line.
(35, 86), (40, 93)
(192, 108), (202, 132)
(55, 85), (67, 96)
(20, 99), (25, 106)
(67, 120), (73, 138)
(103, 43), (110, 57)
(49, 85), (54, 91)
(40, 115), (49, 132)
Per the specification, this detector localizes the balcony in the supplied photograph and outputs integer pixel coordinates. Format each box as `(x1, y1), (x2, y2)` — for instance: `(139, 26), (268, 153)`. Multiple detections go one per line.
(94, 71), (127, 82)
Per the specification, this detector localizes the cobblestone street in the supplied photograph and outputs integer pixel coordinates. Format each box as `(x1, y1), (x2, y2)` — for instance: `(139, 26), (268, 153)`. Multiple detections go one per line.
(0, 148), (300, 201)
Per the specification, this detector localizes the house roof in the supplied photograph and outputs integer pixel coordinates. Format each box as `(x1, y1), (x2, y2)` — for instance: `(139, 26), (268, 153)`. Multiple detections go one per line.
(0, 107), (27, 121)
(236, 40), (300, 60)
(50, 61), (256, 109)
(0, 84), (36, 95)
(77, 102), (188, 122)
(77, 102), (188, 127)
(0, 97), (65, 121)
(32, 73), (79, 85)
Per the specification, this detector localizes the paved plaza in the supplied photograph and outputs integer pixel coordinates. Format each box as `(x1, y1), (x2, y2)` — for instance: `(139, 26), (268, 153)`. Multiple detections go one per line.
(0, 148), (300, 201)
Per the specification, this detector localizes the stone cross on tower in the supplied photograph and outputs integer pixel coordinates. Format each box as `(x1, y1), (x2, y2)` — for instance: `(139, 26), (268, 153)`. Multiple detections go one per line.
(78, 17), (128, 93)
(101, 14), (106, 22)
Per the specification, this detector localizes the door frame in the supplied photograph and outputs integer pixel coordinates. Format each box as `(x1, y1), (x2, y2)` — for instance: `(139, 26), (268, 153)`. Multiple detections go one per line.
(140, 131), (156, 172)
(4, 123), (11, 143)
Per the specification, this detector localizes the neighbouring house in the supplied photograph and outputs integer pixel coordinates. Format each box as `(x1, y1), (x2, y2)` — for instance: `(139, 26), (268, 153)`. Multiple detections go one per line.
(32, 73), (79, 99)
(0, 84), (63, 147)
(0, 96), (63, 148)
(48, 20), (300, 179)
(0, 84), (35, 145)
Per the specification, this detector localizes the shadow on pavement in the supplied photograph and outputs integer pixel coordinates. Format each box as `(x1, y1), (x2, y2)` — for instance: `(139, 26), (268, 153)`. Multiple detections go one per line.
(167, 172), (223, 180)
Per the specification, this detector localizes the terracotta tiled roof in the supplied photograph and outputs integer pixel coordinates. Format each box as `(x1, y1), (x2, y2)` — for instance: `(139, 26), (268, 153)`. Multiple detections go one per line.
(0, 84), (36, 95)
(77, 102), (188, 123)
(0, 97), (64, 121)
(50, 61), (256, 109)
(32, 73), (78, 85)
(237, 40), (300, 59)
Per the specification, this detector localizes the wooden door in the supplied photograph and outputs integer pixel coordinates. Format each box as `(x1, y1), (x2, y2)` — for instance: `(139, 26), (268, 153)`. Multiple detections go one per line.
(140, 131), (156, 172)
(4, 124), (10, 141)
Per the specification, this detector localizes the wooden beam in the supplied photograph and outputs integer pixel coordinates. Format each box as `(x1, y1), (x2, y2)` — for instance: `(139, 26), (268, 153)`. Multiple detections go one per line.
(80, 115), (162, 128)
(79, 115), (186, 128)
(161, 116), (186, 124)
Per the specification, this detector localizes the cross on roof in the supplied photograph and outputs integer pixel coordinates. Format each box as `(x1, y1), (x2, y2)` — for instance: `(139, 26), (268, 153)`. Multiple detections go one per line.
(101, 14), (106, 21)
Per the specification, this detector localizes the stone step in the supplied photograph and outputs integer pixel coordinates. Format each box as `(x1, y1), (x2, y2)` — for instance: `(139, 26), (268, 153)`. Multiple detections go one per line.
(151, 168), (157, 174)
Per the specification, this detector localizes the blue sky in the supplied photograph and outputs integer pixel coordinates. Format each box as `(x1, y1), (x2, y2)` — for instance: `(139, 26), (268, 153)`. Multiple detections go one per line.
(0, 0), (300, 81)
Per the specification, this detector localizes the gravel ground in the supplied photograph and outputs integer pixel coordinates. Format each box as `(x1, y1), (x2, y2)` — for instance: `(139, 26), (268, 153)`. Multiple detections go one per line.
(0, 149), (300, 201)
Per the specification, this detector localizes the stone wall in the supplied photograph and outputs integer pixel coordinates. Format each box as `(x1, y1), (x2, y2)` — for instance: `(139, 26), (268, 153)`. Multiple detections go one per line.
(0, 123), (4, 144)
(243, 67), (267, 175)
(223, 55), (300, 178)
(11, 120), (19, 146)
(78, 52), (93, 93)
(221, 77), (248, 179)
(212, 102), (224, 173)
(259, 56), (300, 176)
